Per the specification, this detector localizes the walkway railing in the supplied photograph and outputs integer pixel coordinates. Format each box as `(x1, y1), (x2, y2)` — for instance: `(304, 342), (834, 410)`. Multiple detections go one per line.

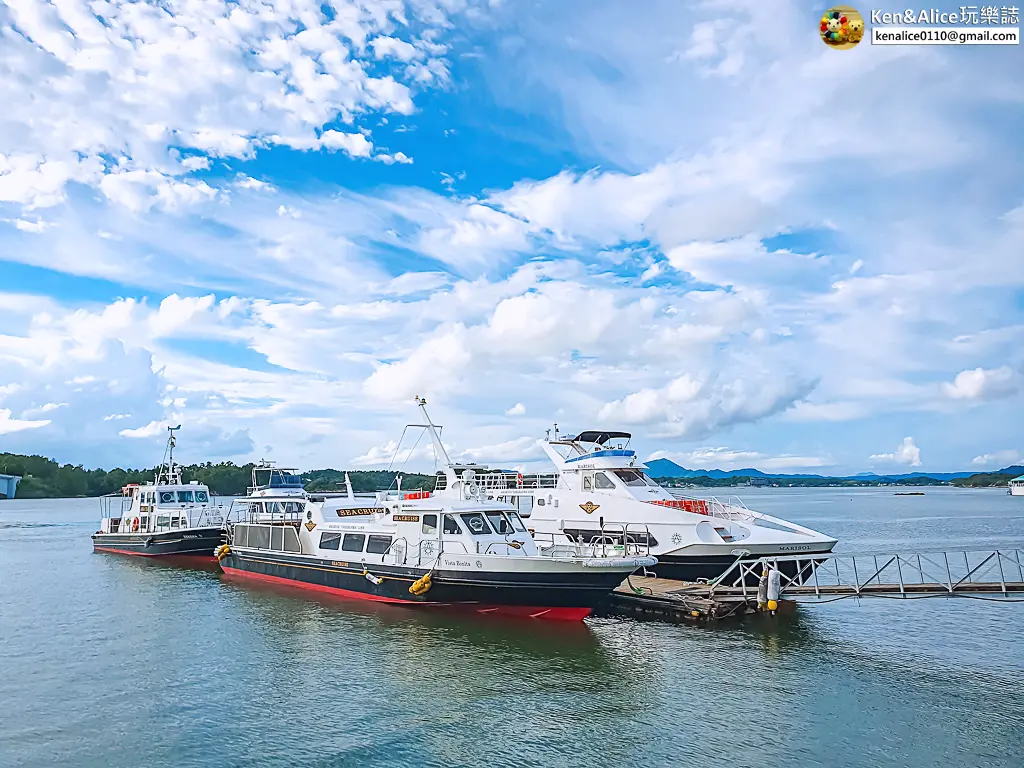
(709, 547), (1024, 601)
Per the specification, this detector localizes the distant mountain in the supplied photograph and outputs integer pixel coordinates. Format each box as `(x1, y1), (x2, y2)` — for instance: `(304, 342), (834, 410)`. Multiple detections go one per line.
(643, 457), (987, 482)
(1000, 465), (1024, 477)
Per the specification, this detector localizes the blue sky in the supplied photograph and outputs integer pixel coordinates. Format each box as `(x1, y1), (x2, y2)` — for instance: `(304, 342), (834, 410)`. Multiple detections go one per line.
(0, 0), (1022, 475)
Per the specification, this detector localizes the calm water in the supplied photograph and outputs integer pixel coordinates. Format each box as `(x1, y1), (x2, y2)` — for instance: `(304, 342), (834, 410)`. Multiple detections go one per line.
(1, 487), (1022, 768)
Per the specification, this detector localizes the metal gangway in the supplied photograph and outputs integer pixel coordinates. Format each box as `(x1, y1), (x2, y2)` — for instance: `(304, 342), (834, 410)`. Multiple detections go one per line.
(709, 547), (1024, 603)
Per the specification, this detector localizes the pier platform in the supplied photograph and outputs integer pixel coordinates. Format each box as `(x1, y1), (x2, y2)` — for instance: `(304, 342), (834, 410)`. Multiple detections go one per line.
(600, 547), (1024, 624)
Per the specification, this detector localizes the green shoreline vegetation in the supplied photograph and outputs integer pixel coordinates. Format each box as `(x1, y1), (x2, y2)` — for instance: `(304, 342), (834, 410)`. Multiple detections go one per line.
(1, 451), (1017, 499)
(0, 452), (433, 499)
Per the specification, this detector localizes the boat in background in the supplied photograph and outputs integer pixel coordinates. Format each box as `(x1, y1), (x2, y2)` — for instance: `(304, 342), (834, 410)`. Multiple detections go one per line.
(217, 399), (654, 621)
(92, 426), (226, 560)
(449, 427), (837, 583)
(1009, 475), (1024, 496)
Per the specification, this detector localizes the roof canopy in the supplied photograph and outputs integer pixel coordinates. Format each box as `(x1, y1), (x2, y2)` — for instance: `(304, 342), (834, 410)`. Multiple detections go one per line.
(571, 430), (632, 445)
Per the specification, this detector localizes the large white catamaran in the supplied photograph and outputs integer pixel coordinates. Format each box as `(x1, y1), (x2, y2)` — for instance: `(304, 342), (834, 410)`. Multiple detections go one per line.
(452, 427), (838, 583)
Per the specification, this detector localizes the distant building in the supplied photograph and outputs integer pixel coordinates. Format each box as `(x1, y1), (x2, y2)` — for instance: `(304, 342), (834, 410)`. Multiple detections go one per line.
(0, 474), (21, 500)
(749, 477), (772, 487)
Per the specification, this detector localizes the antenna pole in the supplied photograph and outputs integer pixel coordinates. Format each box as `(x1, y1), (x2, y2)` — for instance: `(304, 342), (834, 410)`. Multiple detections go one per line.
(415, 396), (452, 467)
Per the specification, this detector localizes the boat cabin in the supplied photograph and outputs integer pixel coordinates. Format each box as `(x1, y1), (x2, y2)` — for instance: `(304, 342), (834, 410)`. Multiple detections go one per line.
(98, 427), (224, 535)
(249, 461), (306, 496)
(230, 486), (538, 568)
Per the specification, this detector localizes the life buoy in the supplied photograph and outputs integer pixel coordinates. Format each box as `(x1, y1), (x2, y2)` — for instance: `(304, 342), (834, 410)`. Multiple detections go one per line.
(132, 517), (140, 532)
(516, 473), (523, 488)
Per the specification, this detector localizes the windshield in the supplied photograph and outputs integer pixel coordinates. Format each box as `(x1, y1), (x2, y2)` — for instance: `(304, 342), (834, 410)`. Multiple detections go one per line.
(485, 512), (515, 535)
(507, 512), (527, 532)
(613, 469), (656, 487)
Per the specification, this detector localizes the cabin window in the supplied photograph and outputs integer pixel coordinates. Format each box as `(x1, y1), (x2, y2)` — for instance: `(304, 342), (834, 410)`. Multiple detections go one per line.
(366, 535), (393, 555)
(342, 533), (365, 552)
(320, 532), (342, 550)
(195, 490), (209, 503)
(283, 502), (302, 515)
(517, 496), (533, 518)
(156, 515), (170, 530)
(271, 527), (284, 551)
(283, 527), (301, 553)
(140, 516), (149, 527)
(582, 475), (593, 491)
(485, 512), (515, 535)
(613, 469), (655, 487)
(250, 526), (271, 550)
(443, 515), (462, 535)
(595, 473), (615, 490)
(177, 491), (194, 503)
(507, 512), (527, 532)
(460, 513), (493, 536)
(422, 514), (437, 534)
(160, 492), (174, 504)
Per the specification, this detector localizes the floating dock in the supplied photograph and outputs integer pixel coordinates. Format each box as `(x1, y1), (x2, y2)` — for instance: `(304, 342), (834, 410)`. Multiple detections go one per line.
(601, 547), (1024, 624)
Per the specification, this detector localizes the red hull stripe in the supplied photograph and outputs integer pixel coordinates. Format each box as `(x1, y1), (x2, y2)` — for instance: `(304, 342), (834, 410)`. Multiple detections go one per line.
(220, 566), (592, 621)
(93, 546), (216, 563)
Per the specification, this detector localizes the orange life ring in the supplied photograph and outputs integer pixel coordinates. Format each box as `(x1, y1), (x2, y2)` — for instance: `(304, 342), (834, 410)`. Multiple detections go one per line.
(132, 517), (140, 532)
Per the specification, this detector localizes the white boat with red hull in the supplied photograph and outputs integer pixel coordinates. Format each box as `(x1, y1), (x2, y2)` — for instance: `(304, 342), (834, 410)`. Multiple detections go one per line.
(92, 426), (226, 561)
(217, 399), (654, 621)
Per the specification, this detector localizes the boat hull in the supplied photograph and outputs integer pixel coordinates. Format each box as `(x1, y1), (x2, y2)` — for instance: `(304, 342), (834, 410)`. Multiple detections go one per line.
(219, 549), (631, 621)
(92, 527), (225, 560)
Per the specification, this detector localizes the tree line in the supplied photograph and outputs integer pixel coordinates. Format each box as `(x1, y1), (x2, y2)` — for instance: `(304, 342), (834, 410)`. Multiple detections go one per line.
(0, 452), (435, 499)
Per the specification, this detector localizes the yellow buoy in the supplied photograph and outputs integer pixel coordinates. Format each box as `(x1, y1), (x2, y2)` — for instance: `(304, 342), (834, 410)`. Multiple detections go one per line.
(409, 573), (432, 595)
(767, 599), (778, 611)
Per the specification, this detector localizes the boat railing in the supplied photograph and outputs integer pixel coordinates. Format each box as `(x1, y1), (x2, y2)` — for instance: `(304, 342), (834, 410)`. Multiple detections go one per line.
(531, 520), (653, 558)
(381, 537), (409, 566)
(228, 496), (305, 526)
(433, 472), (561, 493)
(666, 490), (757, 522)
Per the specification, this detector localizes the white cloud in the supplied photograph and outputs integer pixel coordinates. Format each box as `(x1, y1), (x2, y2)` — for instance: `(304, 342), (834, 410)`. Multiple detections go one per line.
(374, 151), (414, 165)
(370, 36), (421, 62)
(118, 420), (168, 439)
(870, 437), (922, 467)
(648, 447), (833, 472)
(0, 0), (467, 211)
(318, 130), (374, 159)
(971, 450), (1022, 468)
(506, 403), (526, 416)
(350, 439), (436, 468)
(454, 437), (545, 464)
(598, 371), (815, 439)
(943, 367), (1021, 401)
(0, 408), (51, 435)
(181, 156), (211, 172)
